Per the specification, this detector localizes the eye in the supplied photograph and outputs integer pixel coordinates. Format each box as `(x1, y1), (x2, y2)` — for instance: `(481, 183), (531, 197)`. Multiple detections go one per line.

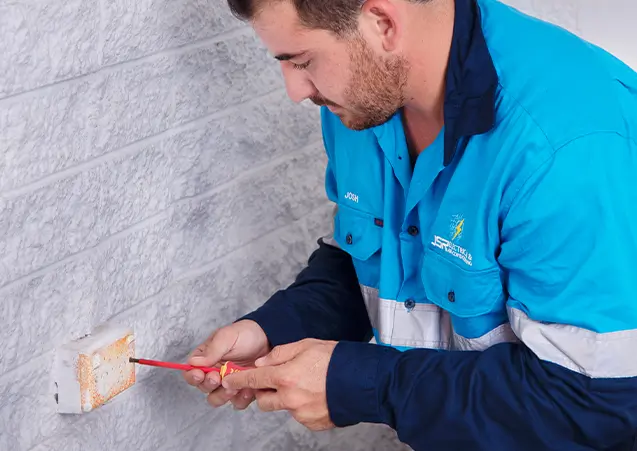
(291, 60), (311, 70)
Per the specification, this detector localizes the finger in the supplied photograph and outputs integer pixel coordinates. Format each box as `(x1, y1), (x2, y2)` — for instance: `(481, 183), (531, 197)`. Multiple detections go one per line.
(230, 389), (255, 410)
(222, 367), (279, 391)
(197, 371), (221, 393)
(207, 386), (240, 408)
(182, 368), (206, 387)
(255, 389), (287, 412)
(189, 329), (235, 367)
(255, 341), (307, 367)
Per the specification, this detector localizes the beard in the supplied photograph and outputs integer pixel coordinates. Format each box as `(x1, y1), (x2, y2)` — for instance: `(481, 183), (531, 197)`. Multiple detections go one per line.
(310, 34), (410, 131)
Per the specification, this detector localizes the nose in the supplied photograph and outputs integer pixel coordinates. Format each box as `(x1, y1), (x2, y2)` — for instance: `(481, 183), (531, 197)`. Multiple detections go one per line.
(281, 64), (316, 103)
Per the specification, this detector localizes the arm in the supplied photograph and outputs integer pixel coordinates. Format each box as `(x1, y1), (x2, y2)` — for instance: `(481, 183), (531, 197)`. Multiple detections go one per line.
(326, 134), (637, 451)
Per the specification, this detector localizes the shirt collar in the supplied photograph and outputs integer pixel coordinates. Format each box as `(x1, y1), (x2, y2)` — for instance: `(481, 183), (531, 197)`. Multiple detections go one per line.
(442, 0), (499, 166)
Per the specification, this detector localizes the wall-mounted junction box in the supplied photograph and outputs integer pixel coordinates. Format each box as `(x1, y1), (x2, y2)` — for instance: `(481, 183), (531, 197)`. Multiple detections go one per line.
(53, 322), (136, 414)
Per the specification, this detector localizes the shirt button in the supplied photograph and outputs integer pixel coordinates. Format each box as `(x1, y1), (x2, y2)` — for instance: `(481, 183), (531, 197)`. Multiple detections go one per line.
(404, 299), (416, 310)
(346, 233), (353, 245)
(407, 225), (419, 236)
(447, 291), (455, 303)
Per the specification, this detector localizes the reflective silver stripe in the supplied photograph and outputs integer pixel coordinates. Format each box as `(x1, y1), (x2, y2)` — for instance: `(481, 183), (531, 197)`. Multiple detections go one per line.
(451, 322), (519, 351)
(508, 307), (637, 378)
(360, 285), (381, 330)
(361, 285), (450, 348)
(360, 285), (518, 351)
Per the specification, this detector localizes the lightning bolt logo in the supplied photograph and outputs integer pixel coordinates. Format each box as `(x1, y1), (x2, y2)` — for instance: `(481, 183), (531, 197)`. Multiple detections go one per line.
(452, 218), (464, 241)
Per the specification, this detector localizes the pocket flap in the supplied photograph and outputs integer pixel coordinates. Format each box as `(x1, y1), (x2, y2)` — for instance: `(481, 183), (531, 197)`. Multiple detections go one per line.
(334, 205), (383, 261)
(422, 250), (505, 317)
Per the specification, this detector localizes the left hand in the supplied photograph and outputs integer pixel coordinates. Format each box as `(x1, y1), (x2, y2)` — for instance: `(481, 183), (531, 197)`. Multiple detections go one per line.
(221, 338), (338, 431)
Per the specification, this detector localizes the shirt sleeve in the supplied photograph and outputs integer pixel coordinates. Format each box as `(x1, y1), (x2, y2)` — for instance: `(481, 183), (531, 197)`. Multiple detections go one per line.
(238, 108), (373, 347)
(325, 133), (637, 451)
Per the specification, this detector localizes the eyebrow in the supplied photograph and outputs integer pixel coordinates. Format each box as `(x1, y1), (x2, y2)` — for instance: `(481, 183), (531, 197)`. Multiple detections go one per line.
(274, 52), (305, 61)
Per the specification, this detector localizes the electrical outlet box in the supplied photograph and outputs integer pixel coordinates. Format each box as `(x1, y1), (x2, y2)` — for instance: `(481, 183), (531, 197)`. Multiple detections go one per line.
(53, 322), (136, 414)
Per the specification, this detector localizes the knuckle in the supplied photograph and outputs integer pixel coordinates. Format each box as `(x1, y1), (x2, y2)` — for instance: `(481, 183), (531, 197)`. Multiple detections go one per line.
(277, 372), (295, 388)
(247, 373), (260, 389)
(270, 345), (283, 360)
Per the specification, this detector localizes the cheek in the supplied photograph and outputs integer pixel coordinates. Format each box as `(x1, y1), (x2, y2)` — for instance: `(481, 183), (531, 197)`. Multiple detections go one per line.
(312, 68), (347, 100)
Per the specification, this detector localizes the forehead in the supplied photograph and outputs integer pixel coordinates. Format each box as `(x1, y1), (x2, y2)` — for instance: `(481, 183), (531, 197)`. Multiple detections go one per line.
(252, 1), (333, 55)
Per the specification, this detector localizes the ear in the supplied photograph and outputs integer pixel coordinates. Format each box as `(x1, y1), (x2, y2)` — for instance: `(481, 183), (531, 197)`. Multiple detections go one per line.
(359, 0), (402, 53)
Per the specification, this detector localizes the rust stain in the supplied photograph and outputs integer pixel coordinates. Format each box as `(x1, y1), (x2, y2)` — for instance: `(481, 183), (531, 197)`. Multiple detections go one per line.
(78, 334), (136, 411)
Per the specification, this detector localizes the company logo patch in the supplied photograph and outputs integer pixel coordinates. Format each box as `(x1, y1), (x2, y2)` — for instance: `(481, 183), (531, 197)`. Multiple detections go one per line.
(431, 214), (473, 266)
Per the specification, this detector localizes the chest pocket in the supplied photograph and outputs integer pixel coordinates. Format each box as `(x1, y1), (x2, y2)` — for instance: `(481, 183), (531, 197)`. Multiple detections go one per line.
(333, 204), (383, 289)
(421, 249), (506, 318)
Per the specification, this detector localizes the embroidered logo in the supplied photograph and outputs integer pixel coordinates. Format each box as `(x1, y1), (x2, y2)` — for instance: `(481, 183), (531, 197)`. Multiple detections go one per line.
(431, 214), (473, 266)
(450, 215), (464, 241)
(344, 192), (359, 203)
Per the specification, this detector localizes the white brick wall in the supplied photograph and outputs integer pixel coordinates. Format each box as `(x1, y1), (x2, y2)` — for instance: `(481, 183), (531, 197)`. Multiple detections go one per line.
(0, 1), (634, 450)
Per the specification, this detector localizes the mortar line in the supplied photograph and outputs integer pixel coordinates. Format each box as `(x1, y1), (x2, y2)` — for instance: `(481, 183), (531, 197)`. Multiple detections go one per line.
(0, 26), (252, 104)
(0, 136), (322, 294)
(0, 87), (287, 199)
(172, 137), (324, 206)
(0, 211), (169, 294)
(0, 349), (52, 385)
(102, 201), (331, 323)
(99, 25), (252, 72)
(171, 199), (331, 283)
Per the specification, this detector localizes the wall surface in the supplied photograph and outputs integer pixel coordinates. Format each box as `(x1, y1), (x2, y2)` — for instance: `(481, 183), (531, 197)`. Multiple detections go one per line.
(0, 0), (635, 450)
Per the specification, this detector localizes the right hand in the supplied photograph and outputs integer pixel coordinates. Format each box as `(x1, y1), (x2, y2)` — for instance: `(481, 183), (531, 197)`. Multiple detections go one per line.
(183, 319), (270, 410)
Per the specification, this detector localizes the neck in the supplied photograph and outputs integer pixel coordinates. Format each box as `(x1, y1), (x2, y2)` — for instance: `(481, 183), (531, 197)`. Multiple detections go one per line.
(401, 0), (455, 127)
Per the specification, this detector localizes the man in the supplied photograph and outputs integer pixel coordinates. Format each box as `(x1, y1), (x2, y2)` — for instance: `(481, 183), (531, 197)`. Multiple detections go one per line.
(183, 0), (637, 449)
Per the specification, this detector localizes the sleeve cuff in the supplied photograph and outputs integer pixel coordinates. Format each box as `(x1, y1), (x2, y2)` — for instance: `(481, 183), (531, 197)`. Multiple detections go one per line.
(326, 340), (398, 427)
(237, 291), (308, 348)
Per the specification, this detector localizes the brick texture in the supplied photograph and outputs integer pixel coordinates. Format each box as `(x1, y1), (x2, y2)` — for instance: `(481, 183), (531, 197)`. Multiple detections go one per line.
(0, 1), (634, 451)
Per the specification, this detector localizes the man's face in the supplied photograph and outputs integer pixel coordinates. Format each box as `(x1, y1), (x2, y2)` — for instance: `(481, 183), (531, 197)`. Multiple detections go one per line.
(252, 1), (410, 130)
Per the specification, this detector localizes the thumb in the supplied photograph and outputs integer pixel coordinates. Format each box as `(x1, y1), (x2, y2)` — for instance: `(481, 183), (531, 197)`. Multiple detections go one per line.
(255, 341), (303, 367)
(189, 329), (235, 367)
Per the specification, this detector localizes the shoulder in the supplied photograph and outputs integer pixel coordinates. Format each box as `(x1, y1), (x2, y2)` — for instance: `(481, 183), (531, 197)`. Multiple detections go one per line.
(480, 0), (637, 150)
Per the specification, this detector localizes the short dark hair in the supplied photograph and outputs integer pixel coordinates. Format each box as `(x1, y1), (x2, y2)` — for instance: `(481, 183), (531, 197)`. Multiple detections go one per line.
(227, 0), (362, 35)
(227, 0), (432, 36)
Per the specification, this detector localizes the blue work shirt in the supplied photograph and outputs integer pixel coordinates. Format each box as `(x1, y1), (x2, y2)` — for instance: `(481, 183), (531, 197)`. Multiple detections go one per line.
(243, 0), (637, 449)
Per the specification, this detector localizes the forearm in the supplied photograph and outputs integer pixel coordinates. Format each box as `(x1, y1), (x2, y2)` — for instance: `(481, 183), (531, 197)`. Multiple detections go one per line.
(239, 238), (373, 347)
(327, 341), (637, 451)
